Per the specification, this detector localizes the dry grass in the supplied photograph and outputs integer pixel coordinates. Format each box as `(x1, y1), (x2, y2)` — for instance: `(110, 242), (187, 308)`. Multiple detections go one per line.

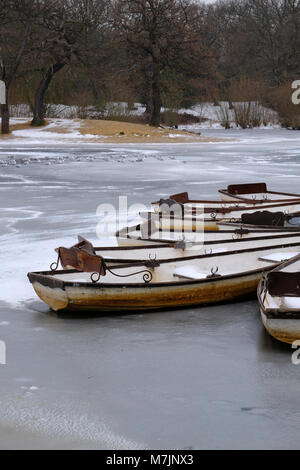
(0, 118), (231, 143)
(78, 119), (228, 143)
(78, 119), (201, 143)
(0, 120), (32, 138)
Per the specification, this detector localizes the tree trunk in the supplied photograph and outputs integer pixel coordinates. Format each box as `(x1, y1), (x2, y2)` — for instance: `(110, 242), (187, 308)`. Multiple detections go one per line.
(145, 96), (153, 115)
(31, 63), (65, 126)
(150, 79), (161, 127)
(1, 85), (9, 134)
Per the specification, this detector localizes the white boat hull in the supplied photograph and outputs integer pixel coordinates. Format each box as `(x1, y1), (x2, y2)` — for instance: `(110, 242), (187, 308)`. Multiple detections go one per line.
(259, 306), (300, 344)
(28, 244), (300, 313)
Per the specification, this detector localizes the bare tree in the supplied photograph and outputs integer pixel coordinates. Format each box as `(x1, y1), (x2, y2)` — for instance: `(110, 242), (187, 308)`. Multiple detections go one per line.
(0, 0), (36, 133)
(114, 0), (208, 126)
(30, 0), (111, 126)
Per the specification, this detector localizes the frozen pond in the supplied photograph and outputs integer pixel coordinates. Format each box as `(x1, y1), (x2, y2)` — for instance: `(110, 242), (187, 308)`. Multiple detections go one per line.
(1, 128), (300, 449)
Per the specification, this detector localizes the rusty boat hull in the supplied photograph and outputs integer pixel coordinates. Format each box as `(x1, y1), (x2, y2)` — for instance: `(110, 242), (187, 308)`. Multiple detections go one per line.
(28, 242), (300, 313)
(29, 269), (263, 313)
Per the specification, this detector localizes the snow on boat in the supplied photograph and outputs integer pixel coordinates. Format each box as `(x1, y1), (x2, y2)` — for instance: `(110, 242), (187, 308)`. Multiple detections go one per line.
(219, 182), (300, 206)
(258, 253), (300, 344)
(116, 220), (300, 247)
(28, 242), (300, 313)
(152, 191), (300, 216)
(97, 233), (300, 261)
(49, 233), (300, 265)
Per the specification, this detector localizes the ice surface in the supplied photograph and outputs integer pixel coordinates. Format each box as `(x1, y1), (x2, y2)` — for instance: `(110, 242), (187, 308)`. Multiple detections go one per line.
(1, 129), (300, 449)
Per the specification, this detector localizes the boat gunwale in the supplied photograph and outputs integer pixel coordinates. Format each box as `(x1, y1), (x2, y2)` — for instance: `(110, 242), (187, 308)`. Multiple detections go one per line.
(96, 232), (300, 253)
(116, 224), (300, 244)
(151, 199), (300, 213)
(28, 263), (277, 290)
(28, 239), (300, 290)
(219, 187), (300, 203)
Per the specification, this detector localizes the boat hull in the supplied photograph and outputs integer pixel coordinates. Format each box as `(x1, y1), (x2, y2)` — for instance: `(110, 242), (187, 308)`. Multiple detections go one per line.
(31, 270), (266, 313)
(258, 279), (300, 344)
(259, 306), (300, 344)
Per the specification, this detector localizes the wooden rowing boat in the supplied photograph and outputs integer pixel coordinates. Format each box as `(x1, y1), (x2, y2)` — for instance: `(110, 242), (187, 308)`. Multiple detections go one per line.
(219, 182), (300, 205)
(28, 242), (300, 313)
(152, 191), (300, 216)
(116, 221), (300, 247)
(140, 208), (289, 231)
(258, 253), (300, 344)
(49, 233), (300, 266)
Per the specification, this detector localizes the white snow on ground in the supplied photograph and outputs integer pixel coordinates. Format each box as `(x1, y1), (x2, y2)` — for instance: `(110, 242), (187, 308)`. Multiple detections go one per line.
(8, 101), (280, 131)
(9, 119), (106, 145)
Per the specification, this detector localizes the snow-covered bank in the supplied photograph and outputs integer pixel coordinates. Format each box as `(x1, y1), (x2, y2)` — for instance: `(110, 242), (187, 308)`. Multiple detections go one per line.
(0, 118), (231, 145)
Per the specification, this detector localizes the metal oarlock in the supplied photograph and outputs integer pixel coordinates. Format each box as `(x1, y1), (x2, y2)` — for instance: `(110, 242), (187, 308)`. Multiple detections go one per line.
(145, 254), (160, 269)
(207, 267), (221, 279)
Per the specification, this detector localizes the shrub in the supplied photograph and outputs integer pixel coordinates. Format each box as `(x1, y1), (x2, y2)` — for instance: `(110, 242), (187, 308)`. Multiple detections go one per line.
(233, 101), (272, 128)
(217, 103), (231, 129)
(268, 83), (300, 130)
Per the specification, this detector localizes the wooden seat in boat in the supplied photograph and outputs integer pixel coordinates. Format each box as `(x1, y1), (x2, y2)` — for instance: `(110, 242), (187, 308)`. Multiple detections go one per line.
(241, 210), (284, 227)
(267, 271), (300, 297)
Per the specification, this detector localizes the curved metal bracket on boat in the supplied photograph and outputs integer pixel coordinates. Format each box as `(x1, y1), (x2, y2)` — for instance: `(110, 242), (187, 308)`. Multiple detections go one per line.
(90, 265), (153, 284)
(50, 252), (60, 271)
(206, 267), (221, 279)
(210, 212), (217, 220)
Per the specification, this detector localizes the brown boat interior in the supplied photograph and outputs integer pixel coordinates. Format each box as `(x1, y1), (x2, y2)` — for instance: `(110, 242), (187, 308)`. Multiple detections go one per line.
(267, 271), (300, 297)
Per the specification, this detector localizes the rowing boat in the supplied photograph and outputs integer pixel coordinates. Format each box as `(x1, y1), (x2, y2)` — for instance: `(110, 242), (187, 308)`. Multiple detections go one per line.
(152, 190), (300, 216)
(28, 243), (300, 313)
(49, 233), (300, 266)
(139, 208), (288, 231)
(219, 182), (300, 205)
(258, 253), (300, 344)
(116, 220), (300, 246)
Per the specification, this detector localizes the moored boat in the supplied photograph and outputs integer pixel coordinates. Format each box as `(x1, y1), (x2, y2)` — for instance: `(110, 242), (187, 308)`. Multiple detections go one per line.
(116, 220), (300, 247)
(28, 243), (300, 313)
(50, 232), (300, 265)
(219, 182), (300, 205)
(152, 190), (300, 216)
(140, 208), (288, 231)
(258, 253), (300, 344)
